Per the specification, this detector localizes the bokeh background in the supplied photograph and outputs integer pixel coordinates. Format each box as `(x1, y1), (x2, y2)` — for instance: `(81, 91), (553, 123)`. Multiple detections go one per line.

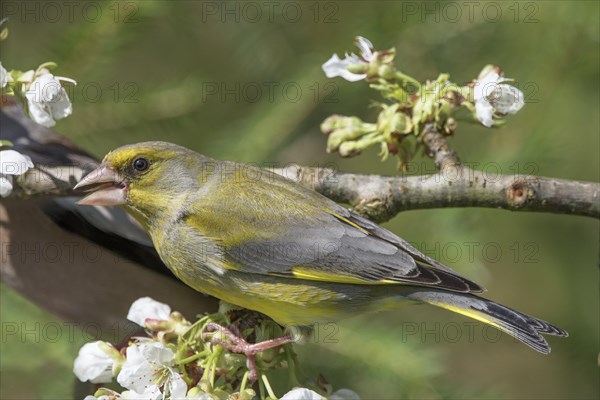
(1, 1), (598, 399)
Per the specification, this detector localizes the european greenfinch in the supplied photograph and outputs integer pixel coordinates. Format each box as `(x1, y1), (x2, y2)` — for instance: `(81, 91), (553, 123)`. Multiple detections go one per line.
(75, 141), (567, 354)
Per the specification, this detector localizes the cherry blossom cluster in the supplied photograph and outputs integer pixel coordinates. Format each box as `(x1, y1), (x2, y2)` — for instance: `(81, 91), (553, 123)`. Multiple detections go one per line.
(0, 19), (76, 197)
(74, 297), (360, 400)
(321, 36), (525, 169)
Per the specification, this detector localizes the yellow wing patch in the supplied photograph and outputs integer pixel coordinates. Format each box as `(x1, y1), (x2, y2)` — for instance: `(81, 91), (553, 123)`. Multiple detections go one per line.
(428, 301), (502, 330)
(325, 210), (370, 235)
(291, 267), (396, 285)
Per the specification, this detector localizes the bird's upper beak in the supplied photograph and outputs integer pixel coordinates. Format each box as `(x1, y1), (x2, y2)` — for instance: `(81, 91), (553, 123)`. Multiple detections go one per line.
(74, 164), (127, 206)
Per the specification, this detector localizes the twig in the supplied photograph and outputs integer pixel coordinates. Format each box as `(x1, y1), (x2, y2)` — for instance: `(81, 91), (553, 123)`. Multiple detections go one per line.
(13, 164), (91, 198)
(4, 101), (598, 221)
(421, 123), (461, 170)
(11, 144), (600, 222)
(275, 124), (599, 221)
(276, 164), (599, 222)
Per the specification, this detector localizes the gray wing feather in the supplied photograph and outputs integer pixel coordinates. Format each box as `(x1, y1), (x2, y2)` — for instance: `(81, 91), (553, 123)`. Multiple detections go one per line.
(225, 205), (483, 293)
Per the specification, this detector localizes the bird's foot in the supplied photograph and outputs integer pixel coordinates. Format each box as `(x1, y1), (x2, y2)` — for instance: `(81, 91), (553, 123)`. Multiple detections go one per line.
(203, 322), (294, 381)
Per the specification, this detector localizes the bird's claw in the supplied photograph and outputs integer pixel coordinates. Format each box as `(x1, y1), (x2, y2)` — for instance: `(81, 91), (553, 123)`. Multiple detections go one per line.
(203, 322), (293, 381)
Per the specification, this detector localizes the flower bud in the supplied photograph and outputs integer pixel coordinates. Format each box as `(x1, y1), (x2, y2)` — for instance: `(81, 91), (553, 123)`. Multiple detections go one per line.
(320, 115), (362, 134)
(338, 141), (361, 157)
(327, 128), (365, 153)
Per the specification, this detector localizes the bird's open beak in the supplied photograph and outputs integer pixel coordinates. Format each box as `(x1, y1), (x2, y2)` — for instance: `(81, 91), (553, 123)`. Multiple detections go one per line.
(74, 164), (127, 206)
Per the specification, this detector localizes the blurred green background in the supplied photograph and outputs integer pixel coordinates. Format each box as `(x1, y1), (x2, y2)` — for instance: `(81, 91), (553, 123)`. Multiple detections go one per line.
(1, 1), (598, 399)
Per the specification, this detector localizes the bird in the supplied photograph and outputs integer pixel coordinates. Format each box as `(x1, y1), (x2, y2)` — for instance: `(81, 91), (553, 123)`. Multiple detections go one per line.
(74, 140), (567, 363)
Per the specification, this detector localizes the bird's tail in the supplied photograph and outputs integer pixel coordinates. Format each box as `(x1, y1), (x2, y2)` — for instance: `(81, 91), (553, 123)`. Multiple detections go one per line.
(404, 290), (568, 354)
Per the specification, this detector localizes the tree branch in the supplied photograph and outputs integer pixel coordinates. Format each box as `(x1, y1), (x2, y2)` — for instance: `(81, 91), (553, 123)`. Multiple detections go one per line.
(13, 164), (91, 198)
(421, 123), (461, 170)
(3, 101), (598, 222)
(276, 164), (599, 222)
(276, 123), (599, 221)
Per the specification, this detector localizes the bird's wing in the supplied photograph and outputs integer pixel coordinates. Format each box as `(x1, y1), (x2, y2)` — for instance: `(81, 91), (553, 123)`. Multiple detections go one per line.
(184, 165), (484, 293)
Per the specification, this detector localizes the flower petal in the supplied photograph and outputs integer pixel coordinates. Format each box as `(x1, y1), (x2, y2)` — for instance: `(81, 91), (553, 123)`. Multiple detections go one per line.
(127, 297), (171, 326)
(475, 98), (495, 127)
(73, 341), (116, 384)
(280, 388), (324, 400)
(26, 74), (62, 102)
(117, 344), (154, 392)
(121, 386), (162, 400)
(330, 389), (361, 400)
(473, 71), (501, 100)
(25, 73), (74, 126)
(322, 54), (367, 82)
(142, 341), (175, 365)
(491, 84), (525, 115)
(48, 87), (73, 119)
(0, 175), (13, 197)
(0, 62), (8, 88)
(117, 342), (175, 393)
(355, 36), (375, 62)
(167, 372), (188, 399)
(0, 150), (33, 175)
(27, 96), (56, 127)
(56, 76), (78, 85)
(84, 395), (111, 400)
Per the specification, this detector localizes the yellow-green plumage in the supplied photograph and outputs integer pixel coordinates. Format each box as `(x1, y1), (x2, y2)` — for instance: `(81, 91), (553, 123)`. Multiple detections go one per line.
(91, 141), (567, 353)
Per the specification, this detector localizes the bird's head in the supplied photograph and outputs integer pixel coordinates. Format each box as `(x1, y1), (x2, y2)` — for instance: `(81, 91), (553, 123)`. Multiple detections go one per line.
(75, 141), (203, 224)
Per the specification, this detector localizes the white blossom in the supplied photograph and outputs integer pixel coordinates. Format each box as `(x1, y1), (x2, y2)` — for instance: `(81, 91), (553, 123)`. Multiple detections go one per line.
(322, 36), (375, 82)
(120, 387), (162, 400)
(73, 341), (117, 384)
(330, 389), (361, 400)
(280, 388), (324, 400)
(280, 387), (361, 400)
(0, 62), (8, 88)
(473, 70), (525, 127)
(474, 97), (495, 128)
(25, 73), (76, 127)
(0, 149), (34, 197)
(355, 36), (375, 62)
(0, 175), (14, 197)
(117, 342), (186, 400)
(127, 297), (171, 327)
(84, 395), (111, 400)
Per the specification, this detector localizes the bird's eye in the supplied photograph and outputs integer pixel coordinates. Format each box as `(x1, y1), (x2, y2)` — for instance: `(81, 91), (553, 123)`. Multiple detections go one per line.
(133, 157), (150, 172)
